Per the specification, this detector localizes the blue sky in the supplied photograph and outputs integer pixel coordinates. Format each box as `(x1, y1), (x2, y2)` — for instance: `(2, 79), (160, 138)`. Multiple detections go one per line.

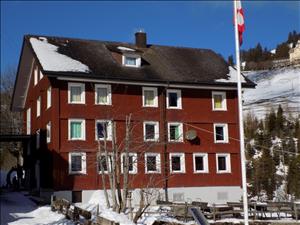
(1, 1), (299, 73)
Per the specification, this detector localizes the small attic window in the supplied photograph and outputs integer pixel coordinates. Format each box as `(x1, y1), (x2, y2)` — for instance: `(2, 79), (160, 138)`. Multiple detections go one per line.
(122, 54), (141, 68)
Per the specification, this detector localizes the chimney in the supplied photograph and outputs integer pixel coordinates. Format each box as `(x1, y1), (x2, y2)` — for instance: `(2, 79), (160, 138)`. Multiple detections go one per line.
(135, 31), (147, 48)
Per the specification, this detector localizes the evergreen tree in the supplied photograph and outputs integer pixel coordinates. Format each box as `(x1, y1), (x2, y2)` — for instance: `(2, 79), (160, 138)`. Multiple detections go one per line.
(267, 109), (277, 137)
(228, 55), (234, 66)
(287, 155), (300, 198)
(276, 105), (284, 137)
(294, 119), (299, 138)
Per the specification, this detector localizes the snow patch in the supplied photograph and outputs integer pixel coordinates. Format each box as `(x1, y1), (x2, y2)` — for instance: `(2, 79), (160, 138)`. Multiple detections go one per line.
(117, 46), (135, 52)
(215, 66), (246, 83)
(30, 37), (90, 73)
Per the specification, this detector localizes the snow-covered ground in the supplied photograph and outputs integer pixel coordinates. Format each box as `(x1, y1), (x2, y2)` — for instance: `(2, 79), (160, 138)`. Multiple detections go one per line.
(243, 67), (300, 119)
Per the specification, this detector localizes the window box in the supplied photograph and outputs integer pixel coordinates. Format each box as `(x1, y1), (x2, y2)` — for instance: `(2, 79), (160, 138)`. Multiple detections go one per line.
(95, 120), (112, 141)
(166, 89), (182, 109)
(145, 153), (161, 173)
(68, 119), (86, 140)
(214, 123), (229, 143)
(143, 121), (159, 142)
(68, 83), (85, 104)
(69, 152), (86, 174)
(193, 153), (209, 173)
(212, 91), (227, 111)
(168, 122), (183, 142)
(170, 153), (185, 173)
(142, 87), (158, 107)
(121, 153), (137, 174)
(95, 84), (112, 105)
(216, 153), (231, 173)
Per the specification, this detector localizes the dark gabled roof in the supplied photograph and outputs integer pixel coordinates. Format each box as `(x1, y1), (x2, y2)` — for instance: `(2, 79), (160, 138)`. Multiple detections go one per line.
(24, 35), (255, 87)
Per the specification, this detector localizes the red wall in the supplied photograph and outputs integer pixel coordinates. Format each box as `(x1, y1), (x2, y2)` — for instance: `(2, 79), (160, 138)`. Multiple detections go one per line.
(24, 67), (242, 191)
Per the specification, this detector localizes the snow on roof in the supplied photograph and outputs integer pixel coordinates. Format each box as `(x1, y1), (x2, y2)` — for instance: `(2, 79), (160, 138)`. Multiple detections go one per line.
(117, 46), (135, 52)
(270, 49), (276, 54)
(215, 66), (246, 83)
(30, 37), (90, 73)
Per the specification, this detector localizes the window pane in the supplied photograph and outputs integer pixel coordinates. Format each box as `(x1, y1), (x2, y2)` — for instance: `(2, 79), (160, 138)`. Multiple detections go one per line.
(123, 155), (134, 172)
(125, 57), (136, 65)
(145, 124), (155, 140)
(195, 156), (204, 171)
(71, 122), (82, 138)
(147, 156), (157, 171)
(172, 156), (181, 171)
(218, 156), (226, 171)
(214, 95), (223, 109)
(168, 92), (178, 107)
(97, 88), (108, 104)
(71, 86), (82, 102)
(215, 126), (224, 141)
(98, 156), (108, 172)
(144, 90), (154, 106)
(96, 122), (108, 139)
(71, 155), (82, 172)
(170, 125), (179, 140)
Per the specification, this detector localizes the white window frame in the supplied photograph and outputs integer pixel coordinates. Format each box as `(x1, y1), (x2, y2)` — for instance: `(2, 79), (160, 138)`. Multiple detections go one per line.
(34, 67), (38, 86)
(26, 108), (31, 135)
(145, 153), (161, 174)
(121, 153), (138, 174)
(168, 122), (183, 142)
(166, 89), (182, 109)
(68, 152), (87, 175)
(97, 153), (113, 174)
(122, 54), (141, 68)
(216, 153), (231, 173)
(212, 91), (227, 111)
(68, 119), (86, 141)
(36, 129), (40, 149)
(36, 96), (41, 117)
(143, 121), (159, 142)
(68, 82), (85, 104)
(46, 121), (51, 143)
(95, 84), (112, 105)
(170, 153), (185, 174)
(95, 120), (113, 141)
(193, 153), (209, 173)
(47, 86), (51, 109)
(142, 87), (158, 107)
(214, 123), (229, 143)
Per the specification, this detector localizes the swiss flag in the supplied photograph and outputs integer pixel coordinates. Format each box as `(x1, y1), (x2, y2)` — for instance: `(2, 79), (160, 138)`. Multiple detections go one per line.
(236, 0), (245, 45)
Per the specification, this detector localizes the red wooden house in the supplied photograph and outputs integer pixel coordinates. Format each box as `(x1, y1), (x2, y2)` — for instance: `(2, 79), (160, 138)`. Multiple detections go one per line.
(12, 32), (255, 204)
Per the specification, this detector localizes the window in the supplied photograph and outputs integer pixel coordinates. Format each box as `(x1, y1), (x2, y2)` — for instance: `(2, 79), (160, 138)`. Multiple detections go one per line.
(46, 122), (51, 143)
(36, 129), (40, 149)
(26, 108), (31, 135)
(170, 153), (185, 173)
(97, 154), (113, 173)
(168, 122), (183, 142)
(39, 70), (44, 80)
(69, 152), (86, 174)
(214, 123), (228, 143)
(34, 67), (38, 86)
(212, 91), (227, 111)
(122, 55), (141, 67)
(95, 84), (111, 105)
(193, 153), (209, 173)
(47, 86), (51, 109)
(145, 153), (161, 173)
(143, 121), (159, 142)
(36, 96), (41, 117)
(68, 83), (85, 104)
(216, 153), (231, 173)
(142, 87), (158, 107)
(121, 153), (137, 174)
(166, 89), (182, 109)
(95, 120), (112, 141)
(68, 119), (86, 140)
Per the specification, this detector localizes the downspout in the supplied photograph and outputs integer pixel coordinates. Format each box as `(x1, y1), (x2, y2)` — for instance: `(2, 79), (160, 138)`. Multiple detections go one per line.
(162, 83), (169, 201)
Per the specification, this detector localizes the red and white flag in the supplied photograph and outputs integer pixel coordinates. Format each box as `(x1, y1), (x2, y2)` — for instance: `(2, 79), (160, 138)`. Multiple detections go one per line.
(236, 0), (245, 45)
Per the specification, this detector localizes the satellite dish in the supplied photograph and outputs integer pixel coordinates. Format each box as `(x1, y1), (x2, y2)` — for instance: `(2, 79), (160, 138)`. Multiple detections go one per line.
(185, 129), (197, 140)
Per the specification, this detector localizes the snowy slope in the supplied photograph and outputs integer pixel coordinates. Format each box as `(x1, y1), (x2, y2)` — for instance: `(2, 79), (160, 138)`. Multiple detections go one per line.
(243, 67), (300, 119)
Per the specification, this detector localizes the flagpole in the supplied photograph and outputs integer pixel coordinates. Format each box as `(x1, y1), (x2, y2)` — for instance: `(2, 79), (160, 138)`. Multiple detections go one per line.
(233, 1), (249, 225)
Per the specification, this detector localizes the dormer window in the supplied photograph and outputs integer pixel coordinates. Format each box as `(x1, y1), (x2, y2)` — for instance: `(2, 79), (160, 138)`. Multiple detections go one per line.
(122, 54), (141, 68)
